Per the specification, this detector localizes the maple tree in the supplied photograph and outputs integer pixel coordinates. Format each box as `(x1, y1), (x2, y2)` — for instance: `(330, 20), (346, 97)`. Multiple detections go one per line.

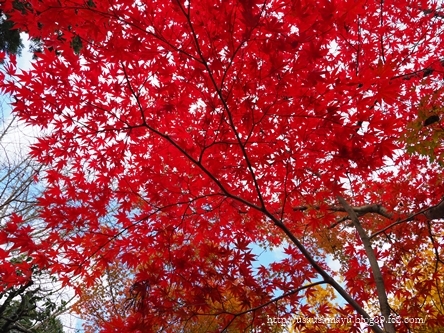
(73, 260), (132, 333)
(1, 0), (444, 332)
(75, 255), (285, 333)
(383, 245), (444, 332)
(288, 284), (347, 333)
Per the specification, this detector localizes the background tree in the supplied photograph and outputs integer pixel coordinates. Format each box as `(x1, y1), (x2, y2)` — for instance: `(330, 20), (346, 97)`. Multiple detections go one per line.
(0, 99), (71, 332)
(2, 0), (444, 332)
(0, 106), (41, 288)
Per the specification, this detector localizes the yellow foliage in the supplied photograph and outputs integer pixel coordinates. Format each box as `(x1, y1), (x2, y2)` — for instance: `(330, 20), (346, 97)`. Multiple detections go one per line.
(286, 285), (353, 333)
(388, 246), (444, 332)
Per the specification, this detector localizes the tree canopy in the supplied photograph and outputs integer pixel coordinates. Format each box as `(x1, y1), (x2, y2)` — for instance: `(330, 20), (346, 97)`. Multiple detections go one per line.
(1, 0), (444, 332)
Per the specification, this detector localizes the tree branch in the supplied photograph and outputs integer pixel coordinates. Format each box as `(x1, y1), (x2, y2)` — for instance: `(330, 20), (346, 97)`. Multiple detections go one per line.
(337, 196), (395, 333)
(293, 203), (393, 220)
(371, 199), (444, 239)
(229, 280), (327, 317)
(423, 199), (444, 220)
(265, 211), (385, 333)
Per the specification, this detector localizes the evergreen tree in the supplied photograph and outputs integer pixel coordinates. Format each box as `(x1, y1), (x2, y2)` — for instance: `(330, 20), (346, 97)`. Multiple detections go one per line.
(0, 0), (42, 56)
(0, 277), (65, 333)
(0, 12), (23, 56)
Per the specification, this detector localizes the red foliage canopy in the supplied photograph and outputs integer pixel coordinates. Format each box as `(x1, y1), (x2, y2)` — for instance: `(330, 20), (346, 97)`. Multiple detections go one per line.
(1, 0), (444, 332)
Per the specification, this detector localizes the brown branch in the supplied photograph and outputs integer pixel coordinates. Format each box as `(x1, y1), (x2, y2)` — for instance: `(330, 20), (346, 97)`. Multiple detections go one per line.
(337, 196), (395, 333)
(371, 199), (444, 239)
(265, 213), (385, 333)
(227, 280), (327, 317)
(421, 7), (444, 19)
(294, 199), (444, 237)
(423, 199), (444, 220)
(293, 203), (393, 220)
(391, 59), (444, 81)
